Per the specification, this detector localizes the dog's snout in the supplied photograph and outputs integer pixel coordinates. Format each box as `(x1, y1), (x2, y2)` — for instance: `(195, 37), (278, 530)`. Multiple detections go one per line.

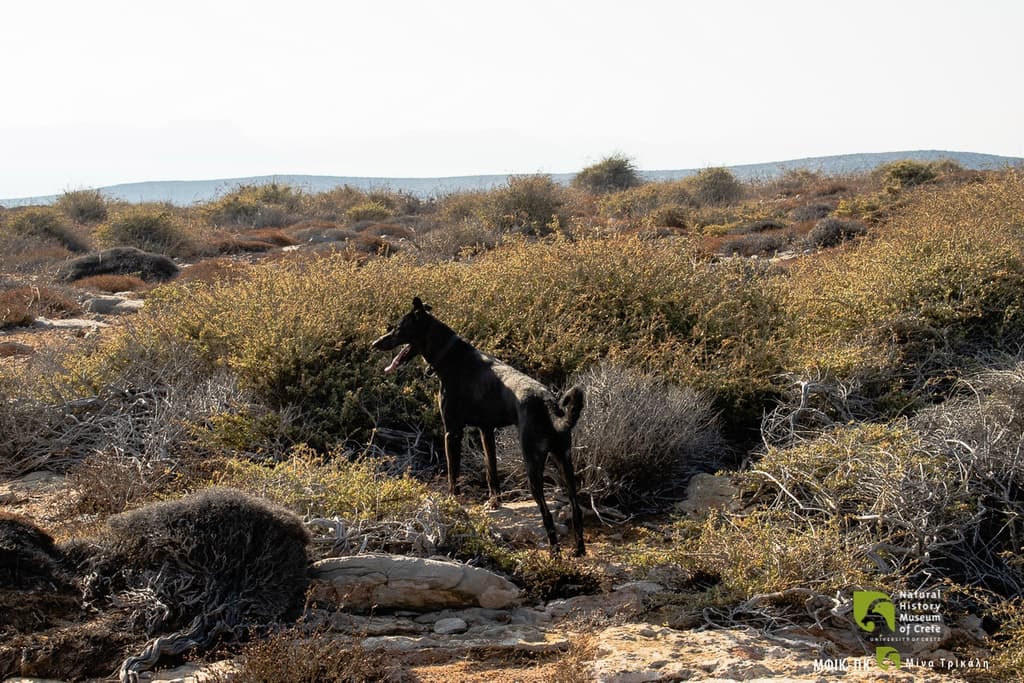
(372, 331), (396, 350)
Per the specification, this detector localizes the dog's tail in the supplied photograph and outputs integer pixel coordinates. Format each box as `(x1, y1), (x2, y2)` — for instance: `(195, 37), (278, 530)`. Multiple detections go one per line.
(554, 386), (585, 433)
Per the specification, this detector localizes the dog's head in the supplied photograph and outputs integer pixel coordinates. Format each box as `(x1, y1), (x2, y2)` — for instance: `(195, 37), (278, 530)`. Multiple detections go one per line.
(371, 297), (433, 373)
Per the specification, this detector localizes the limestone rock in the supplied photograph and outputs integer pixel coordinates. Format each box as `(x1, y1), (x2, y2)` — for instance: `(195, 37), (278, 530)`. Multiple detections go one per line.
(309, 554), (520, 612)
(83, 295), (145, 315)
(674, 473), (740, 516)
(364, 623), (567, 654)
(433, 617), (469, 635)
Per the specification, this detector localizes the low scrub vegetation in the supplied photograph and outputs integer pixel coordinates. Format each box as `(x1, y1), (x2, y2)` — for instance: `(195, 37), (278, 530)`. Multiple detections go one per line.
(94, 205), (197, 257)
(3, 162), (1023, 680)
(56, 189), (108, 224)
(6, 206), (90, 252)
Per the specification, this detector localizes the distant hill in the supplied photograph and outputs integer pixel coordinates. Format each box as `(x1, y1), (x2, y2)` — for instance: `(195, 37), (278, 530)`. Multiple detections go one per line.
(3, 150), (1021, 207)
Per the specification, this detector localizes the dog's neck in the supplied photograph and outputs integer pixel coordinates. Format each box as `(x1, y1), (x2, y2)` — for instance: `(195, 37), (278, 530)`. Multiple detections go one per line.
(420, 318), (465, 372)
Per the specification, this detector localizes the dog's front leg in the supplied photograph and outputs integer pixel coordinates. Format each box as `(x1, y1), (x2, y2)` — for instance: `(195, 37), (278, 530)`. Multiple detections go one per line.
(479, 427), (501, 508)
(444, 425), (464, 495)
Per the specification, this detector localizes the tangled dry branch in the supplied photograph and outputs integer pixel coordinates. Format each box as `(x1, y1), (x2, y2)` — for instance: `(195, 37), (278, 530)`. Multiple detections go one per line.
(751, 365), (1024, 598)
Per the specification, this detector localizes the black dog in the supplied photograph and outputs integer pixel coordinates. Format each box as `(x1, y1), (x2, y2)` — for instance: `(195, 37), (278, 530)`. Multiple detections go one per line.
(373, 297), (586, 555)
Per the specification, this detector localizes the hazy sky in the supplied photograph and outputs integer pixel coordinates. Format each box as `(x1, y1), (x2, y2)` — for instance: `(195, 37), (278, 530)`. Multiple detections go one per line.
(2, 0), (1022, 198)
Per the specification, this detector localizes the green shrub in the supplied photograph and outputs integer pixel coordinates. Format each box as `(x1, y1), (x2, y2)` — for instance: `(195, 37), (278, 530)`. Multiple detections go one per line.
(599, 181), (692, 221)
(768, 168), (821, 197)
(876, 159), (937, 191)
(572, 154), (642, 194)
(203, 183), (303, 228)
(344, 201), (393, 224)
(513, 549), (601, 601)
(648, 204), (689, 229)
(717, 231), (788, 257)
(787, 172), (1024, 401)
(788, 202), (833, 222)
(56, 189), (108, 224)
(482, 175), (566, 235)
(803, 217), (866, 248)
(7, 206), (90, 252)
(214, 448), (469, 555)
(75, 236), (786, 448)
(689, 167), (743, 205)
(94, 206), (196, 257)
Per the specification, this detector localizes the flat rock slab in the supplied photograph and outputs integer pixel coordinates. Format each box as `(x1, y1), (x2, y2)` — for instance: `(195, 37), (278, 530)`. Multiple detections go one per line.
(309, 553), (520, 612)
(83, 295), (145, 315)
(363, 624), (568, 654)
(33, 317), (109, 331)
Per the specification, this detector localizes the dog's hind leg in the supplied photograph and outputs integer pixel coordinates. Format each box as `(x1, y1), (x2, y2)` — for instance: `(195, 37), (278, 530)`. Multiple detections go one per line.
(479, 427), (501, 508)
(552, 448), (586, 556)
(524, 448), (560, 552)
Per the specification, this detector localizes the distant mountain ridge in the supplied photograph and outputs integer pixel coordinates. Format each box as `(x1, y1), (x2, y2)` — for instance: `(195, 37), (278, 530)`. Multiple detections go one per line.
(3, 150), (1021, 207)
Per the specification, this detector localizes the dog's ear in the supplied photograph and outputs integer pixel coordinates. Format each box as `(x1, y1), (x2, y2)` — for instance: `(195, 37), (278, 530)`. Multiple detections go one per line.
(412, 297), (432, 313)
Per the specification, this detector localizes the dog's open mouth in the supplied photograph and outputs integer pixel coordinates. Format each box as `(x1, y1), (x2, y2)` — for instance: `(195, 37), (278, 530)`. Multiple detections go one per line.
(385, 344), (413, 373)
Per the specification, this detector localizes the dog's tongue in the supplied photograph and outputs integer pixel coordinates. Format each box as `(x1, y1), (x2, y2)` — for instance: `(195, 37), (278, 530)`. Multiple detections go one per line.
(385, 345), (410, 373)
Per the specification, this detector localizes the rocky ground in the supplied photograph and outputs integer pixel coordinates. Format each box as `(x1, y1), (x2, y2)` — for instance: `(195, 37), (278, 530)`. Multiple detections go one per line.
(1, 469), (978, 683)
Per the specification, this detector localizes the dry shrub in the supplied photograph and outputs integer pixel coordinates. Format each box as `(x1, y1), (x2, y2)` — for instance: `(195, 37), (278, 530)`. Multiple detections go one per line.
(71, 274), (148, 293)
(57, 246), (180, 283)
(0, 239), (74, 276)
(0, 291), (32, 328)
(208, 234), (278, 254)
(567, 362), (725, 511)
(301, 186), (373, 222)
(0, 285), (80, 328)
(689, 167), (743, 206)
(75, 488), (311, 681)
(435, 189), (490, 225)
(572, 154), (641, 194)
(0, 339), (244, 478)
(415, 220), (499, 261)
(648, 203), (689, 229)
(242, 228), (300, 247)
(788, 202), (834, 222)
(600, 180), (692, 218)
(345, 201), (393, 224)
(231, 626), (403, 683)
(749, 373), (1024, 598)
